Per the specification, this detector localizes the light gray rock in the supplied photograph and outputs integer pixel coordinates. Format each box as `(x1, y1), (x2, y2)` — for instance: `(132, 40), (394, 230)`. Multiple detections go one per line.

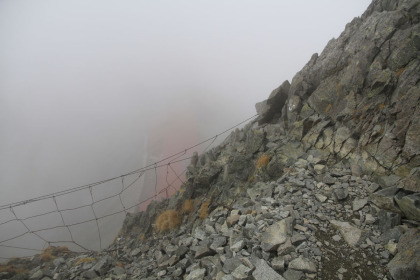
(352, 198), (368, 211)
(370, 187), (401, 213)
(260, 218), (294, 252)
(330, 220), (363, 247)
(288, 256), (317, 273)
(252, 259), (286, 280)
(186, 268), (206, 280)
(231, 264), (252, 280)
(247, 182), (273, 201)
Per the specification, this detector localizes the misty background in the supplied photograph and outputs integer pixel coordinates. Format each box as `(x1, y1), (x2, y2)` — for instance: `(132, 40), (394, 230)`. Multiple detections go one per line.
(0, 0), (370, 260)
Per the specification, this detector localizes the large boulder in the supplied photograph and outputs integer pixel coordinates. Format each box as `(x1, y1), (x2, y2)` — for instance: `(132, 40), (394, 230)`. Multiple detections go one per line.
(256, 80), (291, 124)
(388, 228), (420, 280)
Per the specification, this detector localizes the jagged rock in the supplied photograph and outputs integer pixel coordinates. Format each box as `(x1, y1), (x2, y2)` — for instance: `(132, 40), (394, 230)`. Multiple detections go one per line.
(395, 193), (420, 221)
(378, 209), (401, 232)
(231, 264), (252, 280)
(194, 246), (215, 259)
(252, 259), (285, 280)
(352, 198), (368, 211)
(277, 238), (295, 256)
(283, 269), (304, 280)
(315, 194), (327, 203)
(323, 174), (336, 185)
(256, 80), (291, 124)
(388, 229), (420, 280)
(288, 256), (317, 273)
(246, 129), (266, 154)
(223, 257), (243, 274)
(334, 188), (349, 201)
(330, 220), (363, 247)
(247, 182), (273, 201)
(378, 175), (402, 188)
(271, 257), (285, 272)
(260, 218), (294, 252)
(370, 187), (401, 213)
(185, 268), (206, 280)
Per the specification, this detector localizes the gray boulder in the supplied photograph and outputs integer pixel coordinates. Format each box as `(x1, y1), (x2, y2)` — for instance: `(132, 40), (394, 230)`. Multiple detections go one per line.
(256, 80), (291, 124)
(388, 229), (420, 280)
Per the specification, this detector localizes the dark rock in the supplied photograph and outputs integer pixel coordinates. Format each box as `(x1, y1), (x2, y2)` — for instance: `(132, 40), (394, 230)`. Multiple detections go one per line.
(283, 269), (305, 280)
(370, 187), (401, 213)
(194, 246), (215, 259)
(256, 80), (291, 124)
(378, 210), (401, 232)
(334, 188), (349, 201)
(395, 193), (420, 221)
(323, 174), (336, 185)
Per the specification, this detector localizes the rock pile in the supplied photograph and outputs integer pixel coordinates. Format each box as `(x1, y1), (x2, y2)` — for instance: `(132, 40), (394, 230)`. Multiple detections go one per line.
(1, 0), (419, 279)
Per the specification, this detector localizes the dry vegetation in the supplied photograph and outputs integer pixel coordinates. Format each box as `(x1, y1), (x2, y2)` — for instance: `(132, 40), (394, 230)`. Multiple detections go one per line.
(40, 246), (70, 262)
(154, 210), (181, 232)
(74, 257), (95, 266)
(0, 264), (28, 275)
(199, 201), (210, 219)
(256, 154), (270, 170)
(183, 199), (194, 213)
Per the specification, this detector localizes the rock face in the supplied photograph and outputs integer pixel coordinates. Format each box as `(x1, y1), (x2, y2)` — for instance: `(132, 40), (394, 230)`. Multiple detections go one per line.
(2, 1), (419, 280)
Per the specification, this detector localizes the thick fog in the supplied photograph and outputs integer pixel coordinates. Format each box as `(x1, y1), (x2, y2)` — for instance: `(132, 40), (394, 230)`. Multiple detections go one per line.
(0, 0), (370, 260)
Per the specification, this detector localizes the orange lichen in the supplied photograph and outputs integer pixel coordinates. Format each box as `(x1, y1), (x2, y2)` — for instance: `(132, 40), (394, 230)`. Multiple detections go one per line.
(378, 103), (386, 110)
(155, 210), (181, 232)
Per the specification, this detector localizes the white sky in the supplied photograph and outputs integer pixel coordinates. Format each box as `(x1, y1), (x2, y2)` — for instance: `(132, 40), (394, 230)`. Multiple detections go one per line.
(0, 0), (371, 205)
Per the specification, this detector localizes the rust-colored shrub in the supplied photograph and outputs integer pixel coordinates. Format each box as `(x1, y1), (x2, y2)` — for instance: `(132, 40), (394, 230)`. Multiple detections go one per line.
(40, 246), (70, 262)
(325, 103), (332, 113)
(0, 265), (28, 275)
(199, 201), (210, 219)
(155, 210), (181, 232)
(256, 155), (270, 170)
(74, 257), (95, 266)
(183, 199), (194, 213)
(396, 67), (405, 78)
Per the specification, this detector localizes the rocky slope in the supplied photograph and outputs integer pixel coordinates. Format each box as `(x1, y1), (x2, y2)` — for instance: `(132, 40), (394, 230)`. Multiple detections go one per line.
(1, 0), (419, 279)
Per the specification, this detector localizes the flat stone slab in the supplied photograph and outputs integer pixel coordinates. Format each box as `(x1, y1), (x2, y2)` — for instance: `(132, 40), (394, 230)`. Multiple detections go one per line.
(330, 220), (363, 247)
(252, 259), (286, 280)
(260, 218), (293, 252)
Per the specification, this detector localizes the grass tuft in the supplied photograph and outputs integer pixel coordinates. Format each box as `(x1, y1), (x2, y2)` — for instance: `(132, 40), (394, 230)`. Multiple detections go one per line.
(155, 210), (181, 232)
(256, 155), (270, 170)
(183, 199), (194, 213)
(199, 201), (210, 219)
(74, 257), (95, 267)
